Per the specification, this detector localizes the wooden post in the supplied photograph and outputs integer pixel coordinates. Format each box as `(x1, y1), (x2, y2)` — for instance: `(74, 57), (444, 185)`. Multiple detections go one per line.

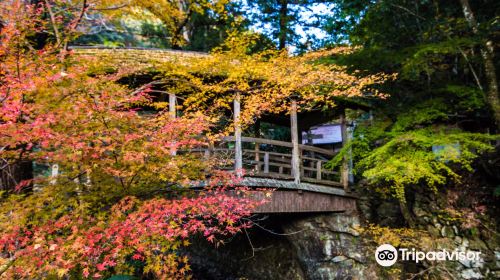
(263, 152), (269, 173)
(203, 143), (212, 175)
(316, 160), (322, 180)
(340, 110), (349, 190)
(50, 164), (59, 185)
(254, 120), (260, 171)
(290, 99), (301, 184)
(234, 92), (243, 176)
(169, 94), (176, 118)
(169, 94), (177, 156)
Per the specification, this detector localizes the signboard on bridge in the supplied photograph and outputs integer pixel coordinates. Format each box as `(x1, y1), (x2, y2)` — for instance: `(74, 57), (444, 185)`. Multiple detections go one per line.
(302, 124), (342, 145)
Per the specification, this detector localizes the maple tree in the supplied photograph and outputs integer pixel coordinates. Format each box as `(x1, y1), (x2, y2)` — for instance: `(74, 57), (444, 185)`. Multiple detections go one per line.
(0, 1), (260, 278)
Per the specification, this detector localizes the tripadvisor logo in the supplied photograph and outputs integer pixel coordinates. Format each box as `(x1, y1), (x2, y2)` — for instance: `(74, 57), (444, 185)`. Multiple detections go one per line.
(374, 244), (481, 267)
(375, 244), (398, 266)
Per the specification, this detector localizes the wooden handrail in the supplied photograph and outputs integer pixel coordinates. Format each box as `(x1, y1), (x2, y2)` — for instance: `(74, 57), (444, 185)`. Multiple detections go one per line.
(183, 137), (343, 187)
(222, 136), (336, 156)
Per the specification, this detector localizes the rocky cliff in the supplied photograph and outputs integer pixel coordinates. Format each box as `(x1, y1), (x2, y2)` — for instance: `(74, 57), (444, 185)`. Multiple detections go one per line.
(187, 183), (499, 280)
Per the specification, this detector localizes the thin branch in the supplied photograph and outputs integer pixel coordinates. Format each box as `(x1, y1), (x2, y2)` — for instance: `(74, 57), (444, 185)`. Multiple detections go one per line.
(241, 227), (256, 261)
(242, 218), (305, 236)
(390, 4), (426, 20)
(457, 46), (483, 90)
(408, 265), (435, 280)
(44, 0), (61, 45)
(92, 4), (128, 11)
(0, 257), (15, 277)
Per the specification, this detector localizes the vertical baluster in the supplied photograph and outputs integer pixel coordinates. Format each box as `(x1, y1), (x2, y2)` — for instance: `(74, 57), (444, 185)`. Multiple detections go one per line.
(264, 152), (269, 174)
(203, 143), (212, 175)
(204, 146), (210, 160)
(254, 121), (260, 172)
(316, 160), (322, 180)
(279, 156), (284, 174)
(300, 149), (304, 178)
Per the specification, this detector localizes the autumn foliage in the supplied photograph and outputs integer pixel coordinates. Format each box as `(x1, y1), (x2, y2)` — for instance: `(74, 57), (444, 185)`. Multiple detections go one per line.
(0, 190), (258, 279)
(0, 1), (260, 278)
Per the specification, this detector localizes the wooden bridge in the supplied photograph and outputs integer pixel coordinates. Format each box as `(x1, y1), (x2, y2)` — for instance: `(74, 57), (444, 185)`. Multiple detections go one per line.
(192, 93), (356, 213)
(72, 46), (358, 214)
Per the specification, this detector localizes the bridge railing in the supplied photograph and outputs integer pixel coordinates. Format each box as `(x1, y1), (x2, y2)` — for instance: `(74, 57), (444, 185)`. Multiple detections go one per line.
(200, 136), (343, 187)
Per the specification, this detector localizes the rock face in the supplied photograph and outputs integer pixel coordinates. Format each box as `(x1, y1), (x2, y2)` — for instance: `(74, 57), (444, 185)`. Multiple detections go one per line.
(187, 187), (499, 279)
(186, 216), (305, 280)
(281, 212), (369, 280)
(186, 212), (368, 280)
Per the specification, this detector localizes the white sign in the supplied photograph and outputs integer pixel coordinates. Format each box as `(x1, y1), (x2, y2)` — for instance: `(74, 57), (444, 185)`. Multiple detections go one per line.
(302, 124), (342, 144)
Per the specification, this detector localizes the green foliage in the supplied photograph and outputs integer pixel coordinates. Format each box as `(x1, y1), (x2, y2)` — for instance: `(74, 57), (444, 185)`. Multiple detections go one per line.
(327, 87), (493, 203)
(329, 105), (496, 202)
(245, 0), (337, 50)
(494, 186), (500, 197)
(439, 85), (485, 112)
(321, 0), (499, 206)
(358, 128), (495, 201)
(400, 38), (479, 81)
(391, 101), (449, 132)
(74, 18), (170, 49)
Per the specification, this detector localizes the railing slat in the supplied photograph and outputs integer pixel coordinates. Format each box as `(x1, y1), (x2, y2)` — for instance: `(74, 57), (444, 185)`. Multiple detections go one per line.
(222, 136), (336, 156)
(186, 135), (343, 187)
(316, 160), (322, 180)
(264, 152), (269, 173)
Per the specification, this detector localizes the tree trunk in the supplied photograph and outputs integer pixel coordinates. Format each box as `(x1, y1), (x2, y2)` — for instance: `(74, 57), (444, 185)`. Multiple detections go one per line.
(459, 0), (500, 131)
(278, 0), (288, 50)
(171, 0), (192, 50)
(0, 160), (33, 191)
(399, 200), (416, 228)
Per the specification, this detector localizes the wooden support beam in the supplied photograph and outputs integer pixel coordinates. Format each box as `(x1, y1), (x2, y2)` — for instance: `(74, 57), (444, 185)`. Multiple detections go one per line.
(168, 94), (176, 118)
(169, 94), (177, 156)
(50, 164), (59, 185)
(234, 92), (243, 176)
(316, 160), (322, 180)
(264, 152), (269, 173)
(290, 99), (301, 184)
(254, 120), (260, 171)
(340, 111), (349, 190)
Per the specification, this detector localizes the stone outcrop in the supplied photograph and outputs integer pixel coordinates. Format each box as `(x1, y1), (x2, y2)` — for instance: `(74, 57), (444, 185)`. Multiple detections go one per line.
(281, 212), (369, 280)
(187, 185), (499, 279)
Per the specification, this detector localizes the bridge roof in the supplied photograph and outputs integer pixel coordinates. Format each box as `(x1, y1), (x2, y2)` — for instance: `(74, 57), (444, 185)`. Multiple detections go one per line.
(70, 46), (208, 68)
(70, 46), (370, 117)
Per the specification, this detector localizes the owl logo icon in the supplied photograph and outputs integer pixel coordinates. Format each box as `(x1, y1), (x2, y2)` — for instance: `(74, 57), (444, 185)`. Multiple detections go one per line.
(375, 244), (398, 266)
